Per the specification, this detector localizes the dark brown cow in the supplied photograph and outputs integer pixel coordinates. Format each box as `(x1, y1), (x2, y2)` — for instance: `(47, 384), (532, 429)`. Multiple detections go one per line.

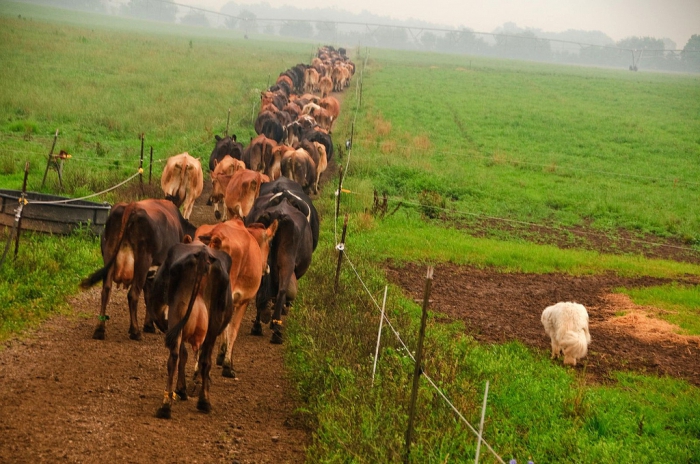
(148, 241), (233, 418)
(208, 134), (244, 172)
(243, 134), (277, 174)
(81, 199), (197, 340)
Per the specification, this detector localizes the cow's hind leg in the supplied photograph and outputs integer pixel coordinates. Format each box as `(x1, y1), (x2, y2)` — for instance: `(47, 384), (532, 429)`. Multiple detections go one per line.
(197, 337), (217, 413)
(127, 255), (151, 341)
(222, 298), (245, 378)
(156, 337), (181, 419)
(93, 271), (114, 340)
(174, 344), (189, 401)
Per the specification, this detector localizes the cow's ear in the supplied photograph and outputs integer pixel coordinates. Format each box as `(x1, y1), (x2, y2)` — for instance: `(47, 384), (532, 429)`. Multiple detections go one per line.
(215, 135), (221, 141)
(198, 234), (212, 246)
(266, 219), (279, 239)
(210, 236), (222, 250)
(213, 158), (219, 168)
(232, 134), (237, 142)
(183, 235), (193, 244)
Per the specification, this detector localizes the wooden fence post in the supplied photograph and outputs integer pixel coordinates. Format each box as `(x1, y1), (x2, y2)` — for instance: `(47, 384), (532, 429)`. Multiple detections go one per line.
(225, 107), (231, 137)
(335, 165), (344, 218)
(404, 266), (434, 464)
(148, 146), (153, 185)
(334, 213), (348, 292)
(14, 161), (30, 259)
(41, 129), (59, 189)
(139, 134), (144, 195)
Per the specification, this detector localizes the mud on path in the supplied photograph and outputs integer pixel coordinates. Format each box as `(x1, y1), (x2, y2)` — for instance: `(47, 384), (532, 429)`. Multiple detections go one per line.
(387, 262), (700, 387)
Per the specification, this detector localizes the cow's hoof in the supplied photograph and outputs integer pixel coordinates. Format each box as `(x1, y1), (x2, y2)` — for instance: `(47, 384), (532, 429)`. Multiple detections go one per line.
(214, 210), (222, 220)
(92, 327), (105, 340)
(197, 399), (211, 413)
(174, 388), (188, 401)
(129, 331), (142, 341)
(155, 404), (171, 419)
(251, 321), (263, 336)
(142, 323), (156, 334)
(222, 365), (236, 378)
(270, 330), (283, 345)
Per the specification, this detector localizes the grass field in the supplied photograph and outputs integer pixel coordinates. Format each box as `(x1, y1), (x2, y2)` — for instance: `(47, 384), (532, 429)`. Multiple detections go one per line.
(1, 3), (700, 463)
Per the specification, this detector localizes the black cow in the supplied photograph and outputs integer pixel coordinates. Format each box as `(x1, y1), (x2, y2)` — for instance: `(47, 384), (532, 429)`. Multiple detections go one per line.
(261, 118), (287, 144)
(147, 241), (234, 418)
(302, 128), (334, 163)
(209, 134), (244, 172)
(245, 195), (314, 344)
(255, 176), (319, 251)
(81, 199), (197, 341)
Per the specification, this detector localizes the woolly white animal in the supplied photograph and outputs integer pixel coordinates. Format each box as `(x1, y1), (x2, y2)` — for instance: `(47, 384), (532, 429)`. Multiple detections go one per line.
(541, 302), (591, 366)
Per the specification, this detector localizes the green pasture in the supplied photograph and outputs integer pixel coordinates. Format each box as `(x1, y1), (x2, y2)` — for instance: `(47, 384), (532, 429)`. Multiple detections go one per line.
(349, 49), (700, 244)
(1, 4), (700, 463)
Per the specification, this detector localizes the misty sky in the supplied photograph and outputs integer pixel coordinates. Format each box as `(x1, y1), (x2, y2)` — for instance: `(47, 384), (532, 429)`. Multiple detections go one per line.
(186, 0), (699, 48)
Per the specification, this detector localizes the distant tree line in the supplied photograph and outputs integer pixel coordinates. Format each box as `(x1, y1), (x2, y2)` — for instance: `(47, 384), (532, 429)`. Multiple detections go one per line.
(25, 0), (700, 73)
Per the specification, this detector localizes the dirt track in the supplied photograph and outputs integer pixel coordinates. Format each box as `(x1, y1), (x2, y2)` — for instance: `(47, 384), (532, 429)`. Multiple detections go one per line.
(0, 184), (310, 464)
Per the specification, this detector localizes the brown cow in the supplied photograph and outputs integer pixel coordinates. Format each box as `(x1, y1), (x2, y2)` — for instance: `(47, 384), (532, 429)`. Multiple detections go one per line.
(319, 76), (332, 98)
(81, 199), (197, 340)
(161, 152), (203, 220)
(304, 67), (320, 93)
(210, 155), (246, 220)
(281, 148), (317, 195)
(224, 169), (267, 219)
(320, 96), (340, 131)
(148, 240), (234, 418)
(243, 134), (277, 174)
(195, 219), (278, 378)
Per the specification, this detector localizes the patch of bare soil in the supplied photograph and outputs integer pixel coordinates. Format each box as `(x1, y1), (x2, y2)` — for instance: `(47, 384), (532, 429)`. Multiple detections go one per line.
(386, 262), (700, 386)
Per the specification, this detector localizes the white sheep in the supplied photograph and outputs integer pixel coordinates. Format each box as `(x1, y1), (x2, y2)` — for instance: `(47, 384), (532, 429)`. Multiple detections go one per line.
(541, 302), (591, 366)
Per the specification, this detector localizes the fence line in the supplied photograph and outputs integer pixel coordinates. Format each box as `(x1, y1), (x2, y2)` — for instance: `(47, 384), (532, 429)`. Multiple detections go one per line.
(334, 56), (505, 462)
(27, 169), (143, 205)
(342, 248), (505, 463)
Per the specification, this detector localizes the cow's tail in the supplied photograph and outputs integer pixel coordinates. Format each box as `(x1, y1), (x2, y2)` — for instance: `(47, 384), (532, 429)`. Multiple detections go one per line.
(164, 250), (208, 350)
(80, 203), (136, 289)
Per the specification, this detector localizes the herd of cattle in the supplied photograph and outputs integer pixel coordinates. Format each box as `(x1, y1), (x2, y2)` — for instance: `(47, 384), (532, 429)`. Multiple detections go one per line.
(80, 46), (354, 419)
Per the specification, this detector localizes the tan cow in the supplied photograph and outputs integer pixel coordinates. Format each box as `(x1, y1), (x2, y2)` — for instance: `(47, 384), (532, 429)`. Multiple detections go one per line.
(195, 219), (278, 378)
(161, 152), (203, 220)
(319, 76), (332, 98)
(224, 169), (267, 219)
(281, 148), (317, 195)
(304, 67), (320, 93)
(209, 155), (246, 221)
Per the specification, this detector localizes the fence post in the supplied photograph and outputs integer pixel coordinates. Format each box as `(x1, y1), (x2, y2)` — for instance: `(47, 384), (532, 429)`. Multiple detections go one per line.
(139, 134), (144, 195)
(334, 213), (348, 292)
(404, 266), (434, 464)
(41, 129), (59, 189)
(474, 380), (490, 464)
(148, 146), (153, 185)
(335, 165), (344, 218)
(225, 107), (231, 137)
(372, 285), (389, 386)
(14, 161), (30, 259)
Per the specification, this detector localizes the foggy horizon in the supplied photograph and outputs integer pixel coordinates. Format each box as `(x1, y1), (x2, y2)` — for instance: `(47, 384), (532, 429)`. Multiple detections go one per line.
(183, 0), (699, 50)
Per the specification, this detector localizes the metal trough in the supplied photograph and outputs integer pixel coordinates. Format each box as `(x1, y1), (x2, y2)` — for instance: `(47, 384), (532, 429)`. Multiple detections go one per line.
(0, 189), (111, 235)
